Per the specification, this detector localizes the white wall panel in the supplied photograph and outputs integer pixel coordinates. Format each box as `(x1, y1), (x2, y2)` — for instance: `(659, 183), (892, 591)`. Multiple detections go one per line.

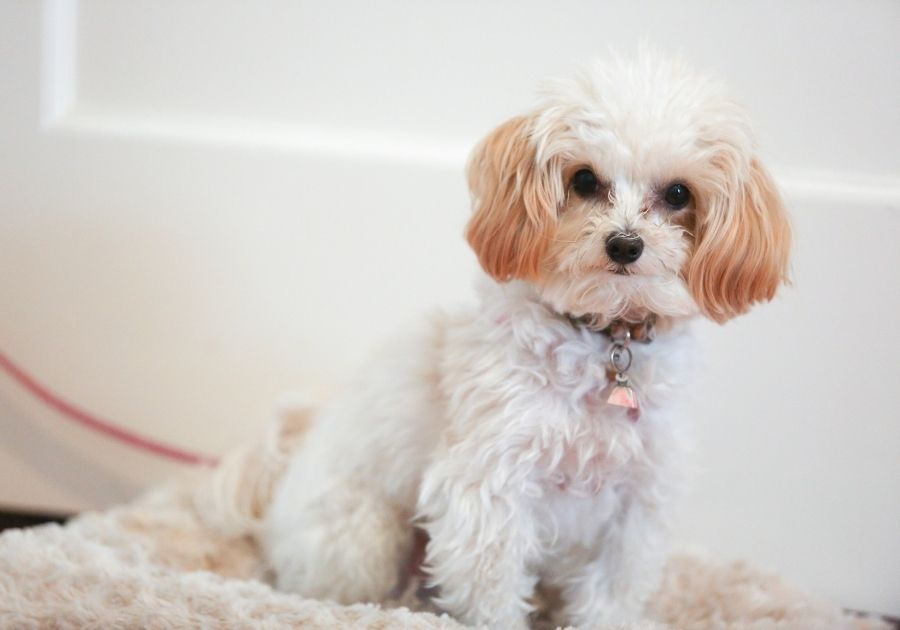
(68, 1), (900, 179)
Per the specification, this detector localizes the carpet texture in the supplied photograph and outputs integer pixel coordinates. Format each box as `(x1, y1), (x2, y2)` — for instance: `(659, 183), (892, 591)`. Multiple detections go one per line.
(0, 416), (888, 629)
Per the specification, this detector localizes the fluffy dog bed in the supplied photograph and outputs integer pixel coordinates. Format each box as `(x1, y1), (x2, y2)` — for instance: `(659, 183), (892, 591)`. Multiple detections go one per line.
(0, 415), (888, 629)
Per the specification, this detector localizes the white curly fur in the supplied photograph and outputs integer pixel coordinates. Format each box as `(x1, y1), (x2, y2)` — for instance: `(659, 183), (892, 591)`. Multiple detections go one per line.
(264, 51), (791, 629)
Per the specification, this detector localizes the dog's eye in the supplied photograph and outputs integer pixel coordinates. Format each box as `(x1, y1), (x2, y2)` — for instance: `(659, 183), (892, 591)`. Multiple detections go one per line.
(663, 183), (691, 209)
(572, 169), (600, 197)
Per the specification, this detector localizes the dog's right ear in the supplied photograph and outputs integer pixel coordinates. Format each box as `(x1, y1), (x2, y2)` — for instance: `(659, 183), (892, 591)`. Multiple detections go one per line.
(465, 116), (561, 282)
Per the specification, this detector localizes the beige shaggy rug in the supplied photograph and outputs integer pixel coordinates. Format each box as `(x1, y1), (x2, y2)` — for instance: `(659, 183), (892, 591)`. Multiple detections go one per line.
(0, 415), (889, 629)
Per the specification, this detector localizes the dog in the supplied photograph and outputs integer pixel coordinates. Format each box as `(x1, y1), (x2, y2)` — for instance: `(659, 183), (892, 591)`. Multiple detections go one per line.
(264, 51), (791, 628)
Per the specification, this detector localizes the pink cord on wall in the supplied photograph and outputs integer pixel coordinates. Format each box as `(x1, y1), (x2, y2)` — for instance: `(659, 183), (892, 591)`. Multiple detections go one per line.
(0, 351), (219, 467)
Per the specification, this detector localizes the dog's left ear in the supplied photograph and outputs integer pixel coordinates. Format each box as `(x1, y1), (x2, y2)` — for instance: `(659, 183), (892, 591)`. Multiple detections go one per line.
(688, 158), (792, 323)
(465, 115), (561, 281)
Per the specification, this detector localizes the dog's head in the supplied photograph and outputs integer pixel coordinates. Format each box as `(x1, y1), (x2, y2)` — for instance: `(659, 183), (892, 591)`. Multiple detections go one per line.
(466, 52), (791, 325)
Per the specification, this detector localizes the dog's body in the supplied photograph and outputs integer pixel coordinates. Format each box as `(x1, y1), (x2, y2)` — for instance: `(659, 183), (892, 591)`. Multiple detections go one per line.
(265, 52), (790, 628)
(267, 281), (692, 626)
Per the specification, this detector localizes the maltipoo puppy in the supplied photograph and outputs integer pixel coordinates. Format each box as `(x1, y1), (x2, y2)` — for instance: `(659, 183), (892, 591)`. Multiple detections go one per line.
(265, 51), (791, 629)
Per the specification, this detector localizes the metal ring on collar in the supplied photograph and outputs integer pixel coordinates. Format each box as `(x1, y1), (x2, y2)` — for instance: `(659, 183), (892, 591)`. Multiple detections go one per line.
(609, 343), (633, 373)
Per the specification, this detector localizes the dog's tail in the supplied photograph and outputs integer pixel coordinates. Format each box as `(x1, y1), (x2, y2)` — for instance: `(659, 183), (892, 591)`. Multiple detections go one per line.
(192, 394), (315, 538)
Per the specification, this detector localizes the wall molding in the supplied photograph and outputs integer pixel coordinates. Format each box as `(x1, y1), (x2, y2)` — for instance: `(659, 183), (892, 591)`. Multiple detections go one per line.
(777, 169), (900, 209)
(54, 108), (900, 210)
(40, 0), (77, 127)
(56, 109), (472, 168)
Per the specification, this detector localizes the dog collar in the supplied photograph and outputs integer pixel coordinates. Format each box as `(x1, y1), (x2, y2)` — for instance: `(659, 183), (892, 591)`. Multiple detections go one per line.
(566, 313), (657, 421)
(566, 314), (657, 344)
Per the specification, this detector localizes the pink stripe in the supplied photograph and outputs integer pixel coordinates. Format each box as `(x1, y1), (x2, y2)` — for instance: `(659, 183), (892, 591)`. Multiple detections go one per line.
(0, 351), (218, 467)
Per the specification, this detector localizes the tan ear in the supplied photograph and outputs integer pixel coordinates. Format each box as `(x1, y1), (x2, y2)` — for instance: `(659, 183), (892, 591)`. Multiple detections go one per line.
(688, 158), (792, 323)
(465, 116), (560, 281)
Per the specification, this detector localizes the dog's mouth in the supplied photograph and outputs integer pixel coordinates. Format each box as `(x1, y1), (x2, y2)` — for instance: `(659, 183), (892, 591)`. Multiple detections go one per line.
(610, 264), (634, 276)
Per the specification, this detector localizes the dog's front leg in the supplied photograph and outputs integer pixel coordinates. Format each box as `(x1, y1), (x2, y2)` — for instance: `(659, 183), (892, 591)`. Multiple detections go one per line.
(558, 493), (670, 627)
(418, 455), (539, 630)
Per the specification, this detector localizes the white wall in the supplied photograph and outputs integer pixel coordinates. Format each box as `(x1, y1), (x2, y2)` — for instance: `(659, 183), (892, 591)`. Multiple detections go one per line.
(0, 0), (898, 616)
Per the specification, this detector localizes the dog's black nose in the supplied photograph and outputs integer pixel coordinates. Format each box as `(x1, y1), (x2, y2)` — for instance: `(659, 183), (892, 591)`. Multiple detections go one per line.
(605, 233), (644, 264)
